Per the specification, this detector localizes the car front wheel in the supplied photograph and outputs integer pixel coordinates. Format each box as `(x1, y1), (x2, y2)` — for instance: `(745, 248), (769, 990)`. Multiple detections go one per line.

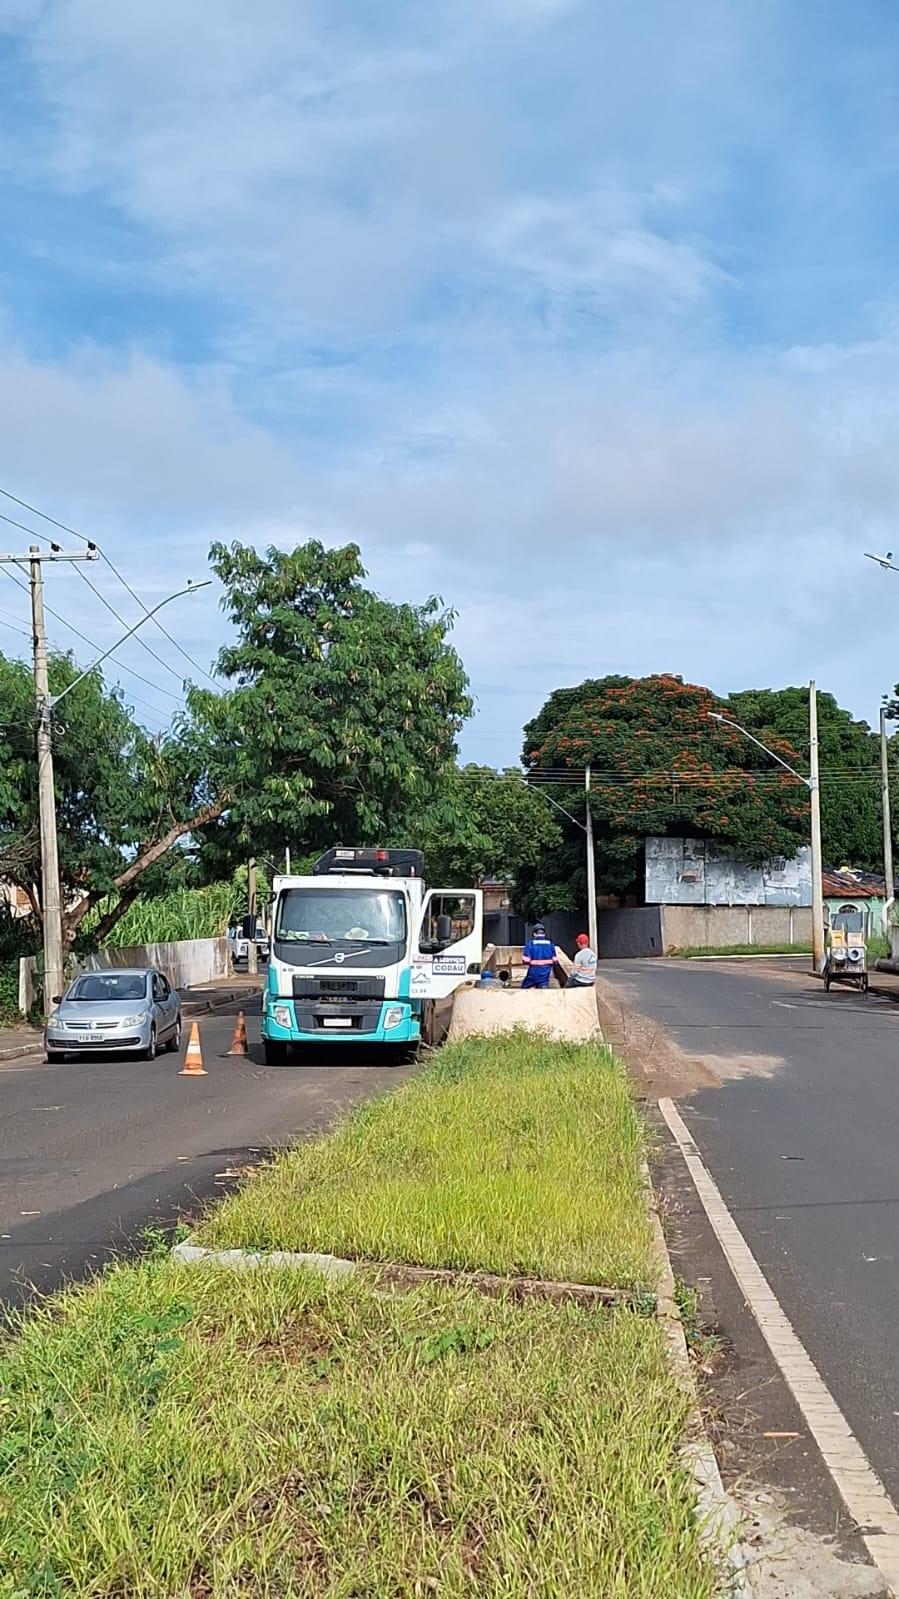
(167, 1017), (182, 1053)
(144, 1026), (157, 1061)
(46, 1050), (66, 1063)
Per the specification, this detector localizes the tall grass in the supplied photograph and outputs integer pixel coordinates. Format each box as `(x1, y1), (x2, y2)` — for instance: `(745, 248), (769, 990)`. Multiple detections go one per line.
(202, 1033), (655, 1288)
(98, 882), (240, 948)
(0, 1260), (717, 1599)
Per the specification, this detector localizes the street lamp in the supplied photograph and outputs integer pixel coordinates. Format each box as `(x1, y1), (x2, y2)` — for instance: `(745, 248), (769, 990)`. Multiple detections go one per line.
(50, 581), (211, 708)
(708, 682), (824, 975)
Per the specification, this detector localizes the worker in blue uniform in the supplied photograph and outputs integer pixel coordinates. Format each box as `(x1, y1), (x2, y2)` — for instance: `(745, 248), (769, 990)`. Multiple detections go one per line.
(521, 922), (557, 988)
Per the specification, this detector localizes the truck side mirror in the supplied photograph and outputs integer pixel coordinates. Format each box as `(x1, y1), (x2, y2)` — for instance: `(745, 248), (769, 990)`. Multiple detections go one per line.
(436, 913), (453, 945)
(241, 913), (255, 939)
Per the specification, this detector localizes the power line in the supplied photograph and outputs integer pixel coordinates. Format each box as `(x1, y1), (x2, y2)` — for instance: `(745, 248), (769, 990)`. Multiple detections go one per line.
(0, 486), (222, 688)
(0, 507), (198, 702)
(0, 565), (185, 706)
(71, 563), (189, 688)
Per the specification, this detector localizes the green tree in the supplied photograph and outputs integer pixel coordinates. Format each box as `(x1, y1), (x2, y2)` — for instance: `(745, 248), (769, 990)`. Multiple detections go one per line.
(728, 687), (886, 872)
(0, 540), (475, 953)
(521, 674), (811, 904)
(403, 765), (562, 886)
(187, 540), (473, 863)
(0, 653), (152, 942)
(0, 653), (233, 951)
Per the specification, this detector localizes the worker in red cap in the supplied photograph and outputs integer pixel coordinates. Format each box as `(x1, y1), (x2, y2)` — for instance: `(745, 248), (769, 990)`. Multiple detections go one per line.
(566, 932), (597, 988)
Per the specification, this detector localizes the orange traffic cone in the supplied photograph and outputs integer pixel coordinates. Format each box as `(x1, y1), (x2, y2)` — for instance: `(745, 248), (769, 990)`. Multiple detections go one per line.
(227, 1011), (248, 1057)
(179, 1021), (207, 1076)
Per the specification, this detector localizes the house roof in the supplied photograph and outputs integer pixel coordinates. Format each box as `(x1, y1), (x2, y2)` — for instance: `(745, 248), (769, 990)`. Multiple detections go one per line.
(822, 867), (887, 899)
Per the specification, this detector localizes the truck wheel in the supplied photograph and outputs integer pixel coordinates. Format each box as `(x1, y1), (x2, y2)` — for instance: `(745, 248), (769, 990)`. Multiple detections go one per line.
(861, 974), (869, 994)
(264, 1040), (289, 1065)
(824, 972), (831, 992)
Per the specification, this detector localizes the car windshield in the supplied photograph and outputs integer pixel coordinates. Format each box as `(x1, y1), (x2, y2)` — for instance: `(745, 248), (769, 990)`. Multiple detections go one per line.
(67, 973), (149, 1003)
(275, 888), (407, 945)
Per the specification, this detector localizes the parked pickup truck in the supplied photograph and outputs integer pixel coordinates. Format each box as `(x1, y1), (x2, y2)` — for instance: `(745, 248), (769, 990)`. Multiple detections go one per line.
(227, 923), (270, 969)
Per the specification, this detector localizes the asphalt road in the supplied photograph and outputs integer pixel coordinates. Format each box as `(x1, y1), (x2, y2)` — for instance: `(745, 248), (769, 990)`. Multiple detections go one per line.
(0, 996), (412, 1312)
(600, 957), (899, 1514)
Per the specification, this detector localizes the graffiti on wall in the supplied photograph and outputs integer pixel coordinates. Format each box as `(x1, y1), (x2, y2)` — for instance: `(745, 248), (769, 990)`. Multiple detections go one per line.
(644, 837), (812, 907)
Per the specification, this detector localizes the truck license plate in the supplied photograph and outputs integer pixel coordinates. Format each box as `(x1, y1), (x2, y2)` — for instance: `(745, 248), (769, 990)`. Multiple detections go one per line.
(322, 1017), (352, 1028)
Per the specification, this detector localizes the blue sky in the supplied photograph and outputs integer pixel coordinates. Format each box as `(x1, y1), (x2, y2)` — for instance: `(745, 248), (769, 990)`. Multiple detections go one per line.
(2, 1), (899, 757)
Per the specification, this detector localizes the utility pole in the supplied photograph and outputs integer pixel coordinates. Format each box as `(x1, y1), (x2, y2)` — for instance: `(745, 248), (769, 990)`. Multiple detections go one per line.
(0, 544), (98, 1014)
(247, 857), (258, 976)
(809, 680), (825, 975)
(881, 708), (894, 925)
(585, 765), (598, 955)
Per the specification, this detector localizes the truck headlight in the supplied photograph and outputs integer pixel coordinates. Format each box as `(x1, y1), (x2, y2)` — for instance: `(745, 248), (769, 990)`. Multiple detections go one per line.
(383, 1006), (405, 1030)
(273, 1005), (292, 1029)
(848, 948), (862, 962)
(833, 948), (847, 961)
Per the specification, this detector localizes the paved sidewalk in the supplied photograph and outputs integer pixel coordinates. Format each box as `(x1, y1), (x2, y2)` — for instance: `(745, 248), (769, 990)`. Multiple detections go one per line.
(0, 973), (262, 1062)
(871, 965), (899, 1002)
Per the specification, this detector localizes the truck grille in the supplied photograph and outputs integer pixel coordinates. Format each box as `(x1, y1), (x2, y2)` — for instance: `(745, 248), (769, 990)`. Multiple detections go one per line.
(292, 976), (386, 1002)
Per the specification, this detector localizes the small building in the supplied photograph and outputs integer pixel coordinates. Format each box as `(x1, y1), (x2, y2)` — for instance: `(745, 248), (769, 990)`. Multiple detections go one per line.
(822, 868), (886, 934)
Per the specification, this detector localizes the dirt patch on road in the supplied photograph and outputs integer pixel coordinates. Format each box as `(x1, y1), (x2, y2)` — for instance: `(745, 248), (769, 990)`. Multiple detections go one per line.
(595, 976), (785, 1098)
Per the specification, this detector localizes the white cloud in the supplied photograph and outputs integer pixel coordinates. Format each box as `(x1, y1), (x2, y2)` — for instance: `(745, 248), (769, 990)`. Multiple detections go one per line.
(3, 0), (899, 761)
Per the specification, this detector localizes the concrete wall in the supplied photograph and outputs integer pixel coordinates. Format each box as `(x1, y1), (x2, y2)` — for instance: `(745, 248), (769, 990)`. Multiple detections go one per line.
(484, 908), (585, 952)
(19, 936), (229, 1013)
(660, 904), (811, 951)
(597, 906), (664, 958)
(645, 837), (812, 908)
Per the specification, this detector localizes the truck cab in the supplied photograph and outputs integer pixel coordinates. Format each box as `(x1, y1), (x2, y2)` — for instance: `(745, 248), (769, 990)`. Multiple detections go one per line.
(261, 848), (483, 1062)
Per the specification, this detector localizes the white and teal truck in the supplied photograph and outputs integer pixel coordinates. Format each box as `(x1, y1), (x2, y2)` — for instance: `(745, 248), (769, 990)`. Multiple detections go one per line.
(261, 847), (483, 1062)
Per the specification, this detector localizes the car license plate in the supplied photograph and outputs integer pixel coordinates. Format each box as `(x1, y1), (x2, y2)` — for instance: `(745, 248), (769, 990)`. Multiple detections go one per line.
(75, 1033), (97, 1044)
(322, 1017), (352, 1029)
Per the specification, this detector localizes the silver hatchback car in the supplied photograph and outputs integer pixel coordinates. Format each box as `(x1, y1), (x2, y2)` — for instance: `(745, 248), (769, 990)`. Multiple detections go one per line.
(45, 967), (182, 1062)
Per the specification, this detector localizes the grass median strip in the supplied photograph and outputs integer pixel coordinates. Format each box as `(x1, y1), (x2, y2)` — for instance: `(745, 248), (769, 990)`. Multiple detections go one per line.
(0, 1260), (717, 1598)
(200, 1033), (654, 1289)
(0, 1032), (721, 1595)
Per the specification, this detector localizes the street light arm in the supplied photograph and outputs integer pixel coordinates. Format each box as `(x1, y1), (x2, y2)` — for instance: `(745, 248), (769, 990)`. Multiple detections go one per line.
(49, 581), (212, 709)
(708, 712), (812, 789)
(524, 779), (587, 833)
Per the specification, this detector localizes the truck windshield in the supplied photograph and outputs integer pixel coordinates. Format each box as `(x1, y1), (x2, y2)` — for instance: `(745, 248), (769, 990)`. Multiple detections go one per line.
(275, 888), (407, 945)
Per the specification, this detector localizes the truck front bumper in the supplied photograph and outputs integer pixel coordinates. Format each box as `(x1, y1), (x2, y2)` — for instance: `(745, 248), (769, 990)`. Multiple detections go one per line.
(262, 997), (420, 1045)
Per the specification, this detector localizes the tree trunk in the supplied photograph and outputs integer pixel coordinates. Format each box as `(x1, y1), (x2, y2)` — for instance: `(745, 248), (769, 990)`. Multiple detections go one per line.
(62, 797), (228, 948)
(90, 887), (139, 948)
(114, 800), (227, 893)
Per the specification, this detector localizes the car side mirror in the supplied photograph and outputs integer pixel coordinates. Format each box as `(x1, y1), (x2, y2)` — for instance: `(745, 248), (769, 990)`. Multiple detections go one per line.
(51, 995), (62, 1006)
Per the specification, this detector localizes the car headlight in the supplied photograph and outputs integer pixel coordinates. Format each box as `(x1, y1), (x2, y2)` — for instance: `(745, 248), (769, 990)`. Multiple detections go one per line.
(383, 1005), (406, 1030)
(47, 1011), (61, 1028)
(273, 1004), (292, 1029)
(121, 1012), (148, 1026)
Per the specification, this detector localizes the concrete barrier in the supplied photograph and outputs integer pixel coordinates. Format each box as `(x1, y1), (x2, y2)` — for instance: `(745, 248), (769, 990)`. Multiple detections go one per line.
(448, 984), (600, 1044)
(19, 936), (230, 1013)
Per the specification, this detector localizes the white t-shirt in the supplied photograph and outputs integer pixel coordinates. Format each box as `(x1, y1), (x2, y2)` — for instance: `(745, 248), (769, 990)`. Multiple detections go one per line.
(570, 947), (597, 985)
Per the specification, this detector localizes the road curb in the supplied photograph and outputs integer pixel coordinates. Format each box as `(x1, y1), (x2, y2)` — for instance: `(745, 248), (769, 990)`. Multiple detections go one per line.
(642, 1158), (752, 1597)
(0, 1039), (43, 1062)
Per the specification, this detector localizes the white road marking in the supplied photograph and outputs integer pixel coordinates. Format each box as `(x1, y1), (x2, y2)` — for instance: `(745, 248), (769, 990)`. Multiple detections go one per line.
(659, 1095), (899, 1595)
